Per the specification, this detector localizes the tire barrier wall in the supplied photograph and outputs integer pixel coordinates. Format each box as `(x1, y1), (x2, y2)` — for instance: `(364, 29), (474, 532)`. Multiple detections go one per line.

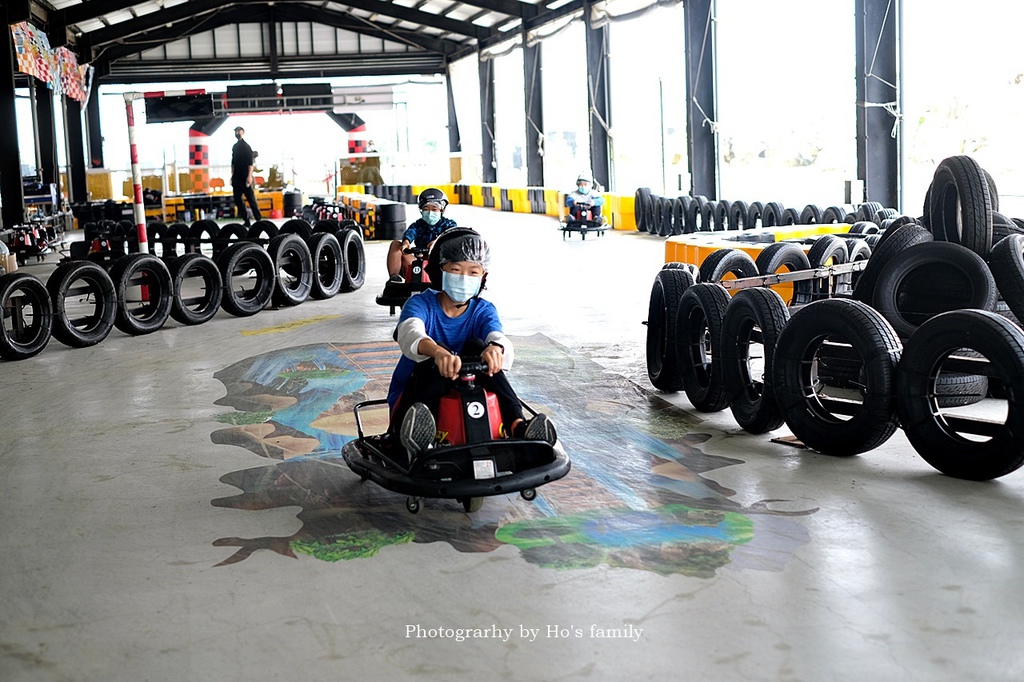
(643, 155), (1024, 480)
(0, 217), (366, 362)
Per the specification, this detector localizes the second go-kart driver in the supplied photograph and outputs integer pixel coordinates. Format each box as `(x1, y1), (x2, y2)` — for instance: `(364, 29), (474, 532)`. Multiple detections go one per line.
(386, 187), (458, 283)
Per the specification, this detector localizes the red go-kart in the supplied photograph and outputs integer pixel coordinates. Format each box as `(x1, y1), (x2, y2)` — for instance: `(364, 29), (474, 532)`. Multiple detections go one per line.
(342, 361), (571, 513)
(376, 246), (431, 315)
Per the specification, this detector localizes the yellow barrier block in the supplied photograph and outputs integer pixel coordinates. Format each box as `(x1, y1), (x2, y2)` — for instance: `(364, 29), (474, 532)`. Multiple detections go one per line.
(511, 188), (530, 213)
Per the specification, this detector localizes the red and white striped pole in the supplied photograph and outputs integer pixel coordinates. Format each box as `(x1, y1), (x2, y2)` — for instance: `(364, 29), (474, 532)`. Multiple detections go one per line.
(124, 92), (148, 254)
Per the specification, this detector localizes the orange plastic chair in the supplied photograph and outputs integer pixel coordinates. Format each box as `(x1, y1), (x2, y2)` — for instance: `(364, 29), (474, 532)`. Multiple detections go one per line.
(209, 178), (225, 191)
(253, 176), (265, 187)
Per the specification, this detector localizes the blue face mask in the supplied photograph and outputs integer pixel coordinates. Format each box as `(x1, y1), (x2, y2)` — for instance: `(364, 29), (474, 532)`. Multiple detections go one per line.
(441, 271), (482, 303)
(421, 210), (441, 226)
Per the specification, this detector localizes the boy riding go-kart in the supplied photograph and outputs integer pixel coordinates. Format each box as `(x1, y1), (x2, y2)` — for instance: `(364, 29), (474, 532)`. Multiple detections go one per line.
(346, 228), (570, 513)
(560, 170), (609, 240)
(377, 188), (457, 315)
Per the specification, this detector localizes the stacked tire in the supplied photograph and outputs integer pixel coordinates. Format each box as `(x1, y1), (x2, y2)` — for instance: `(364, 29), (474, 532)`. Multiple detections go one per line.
(0, 217), (367, 362)
(645, 155), (1024, 479)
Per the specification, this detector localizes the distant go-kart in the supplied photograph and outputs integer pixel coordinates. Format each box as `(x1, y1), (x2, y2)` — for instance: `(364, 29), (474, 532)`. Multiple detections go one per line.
(376, 245), (431, 315)
(560, 204), (610, 240)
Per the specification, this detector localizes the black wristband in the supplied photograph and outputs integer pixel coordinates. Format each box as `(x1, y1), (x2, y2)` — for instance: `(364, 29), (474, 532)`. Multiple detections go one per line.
(486, 341), (504, 353)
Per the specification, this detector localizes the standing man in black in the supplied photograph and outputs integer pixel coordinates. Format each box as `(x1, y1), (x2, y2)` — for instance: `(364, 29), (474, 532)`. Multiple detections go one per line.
(231, 126), (262, 226)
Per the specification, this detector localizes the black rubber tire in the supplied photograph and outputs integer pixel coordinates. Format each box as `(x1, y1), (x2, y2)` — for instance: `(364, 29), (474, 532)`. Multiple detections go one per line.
(896, 310), (1024, 480)
(698, 248), (758, 284)
(853, 223), (933, 304)
(216, 223), (249, 258)
(845, 239), (872, 293)
(729, 200), (749, 230)
(721, 287), (790, 433)
(848, 221), (879, 235)
(145, 222), (169, 260)
(169, 254), (223, 325)
(755, 242), (812, 305)
(217, 241), (276, 317)
(807, 234), (849, 268)
(701, 200), (720, 232)
(187, 220), (220, 258)
(773, 298), (902, 455)
(646, 268), (694, 391)
(675, 283), (731, 412)
(991, 212), (1024, 244)
(782, 207), (801, 225)
(871, 241), (997, 340)
(873, 208), (899, 224)
(0, 273), (52, 360)
(658, 197), (674, 237)
(47, 261), (117, 348)
(108, 253), (174, 335)
(755, 242), (811, 276)
(989, 234), (1024, 326)
(672, 197), (688, 236)
(170, 224), (192, 257)
(800, 204), (823, 224)
(857, 201), (884, 222)
(761, 202), (785, 228)
(280, 219), (314, 239)
(928, 154), (993, 258)
(247, 220), (279, 244)
(821, 206), (848, 224)
(644, 191), (657, 235)
(687, 195), (710, 233)
(307, 232), (344, 300)
(714, 200), (732, 231)
(339, 228), (366, 292)
(984, 168), (999, 213)
(635, 188), (650, 233)
(267, 233), (314, 306)
(747, 201), (764, 230)
(808, 234), (851, 298)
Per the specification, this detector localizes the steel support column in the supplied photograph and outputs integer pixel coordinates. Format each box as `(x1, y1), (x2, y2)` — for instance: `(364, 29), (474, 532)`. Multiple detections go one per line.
(584, 2), (611, 190)
(479, 54), (496, 184)
(445, 67), (460, 154)
(523, 37), (544, 187)
(33, 79), (58, 188)
(0, 18), (25, 227)
(65, 97), (88, 203)
(86, 88), (104, 168)
(855, 0), (899, 208)
(683, 0), (717, 199)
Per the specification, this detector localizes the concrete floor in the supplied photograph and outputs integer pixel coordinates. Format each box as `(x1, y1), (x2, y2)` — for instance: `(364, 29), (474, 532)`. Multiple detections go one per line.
(2, 204), (1023, 681)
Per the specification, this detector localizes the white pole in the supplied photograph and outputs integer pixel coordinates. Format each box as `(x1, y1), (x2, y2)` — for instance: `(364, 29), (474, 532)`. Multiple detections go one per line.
(123, 92), (148, 253)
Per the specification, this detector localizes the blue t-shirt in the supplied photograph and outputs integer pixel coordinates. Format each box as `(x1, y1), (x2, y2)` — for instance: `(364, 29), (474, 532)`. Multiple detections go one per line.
(402, 216), (457, 248)
(387, 290), (503, 407)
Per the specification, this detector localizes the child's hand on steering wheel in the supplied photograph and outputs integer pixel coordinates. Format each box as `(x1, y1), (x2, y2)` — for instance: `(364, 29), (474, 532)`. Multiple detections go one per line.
(433, 350), (462, 379)
(481, 344), (503, 375)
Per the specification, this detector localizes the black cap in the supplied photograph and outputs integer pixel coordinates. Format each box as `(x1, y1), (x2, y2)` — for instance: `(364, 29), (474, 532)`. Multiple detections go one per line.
(233, 126), (244, 131)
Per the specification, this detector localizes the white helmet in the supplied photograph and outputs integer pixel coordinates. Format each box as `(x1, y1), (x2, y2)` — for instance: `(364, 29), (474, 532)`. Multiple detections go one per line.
(577, 171), (593, 185)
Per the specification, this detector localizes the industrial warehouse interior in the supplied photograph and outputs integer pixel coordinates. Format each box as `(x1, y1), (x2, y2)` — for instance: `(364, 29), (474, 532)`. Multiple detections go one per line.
(2, 1), (1024, 681)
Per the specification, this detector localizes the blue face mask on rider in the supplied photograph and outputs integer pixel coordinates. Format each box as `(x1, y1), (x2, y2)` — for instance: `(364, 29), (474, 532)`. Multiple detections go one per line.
(441, 271), (482, 303)
(421, 210), (442, 226)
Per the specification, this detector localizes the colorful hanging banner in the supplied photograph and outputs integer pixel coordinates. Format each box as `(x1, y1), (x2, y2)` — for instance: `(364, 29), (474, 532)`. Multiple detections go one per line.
(10, 22), (92, 102)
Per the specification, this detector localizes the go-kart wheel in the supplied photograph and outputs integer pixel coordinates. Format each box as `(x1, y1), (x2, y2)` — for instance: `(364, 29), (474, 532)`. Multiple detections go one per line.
(462, 497), (483, 513)
(406, 497), (421, 514)
(358, 471), (369, 482)
(520, 488), (537, 501)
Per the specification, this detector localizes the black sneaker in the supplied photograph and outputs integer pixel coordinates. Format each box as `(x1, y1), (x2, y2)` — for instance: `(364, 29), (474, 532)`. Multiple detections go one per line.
(522, 413), (557, 445)
(400, 402), (436, 466)
(389, 274), (404, 283)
